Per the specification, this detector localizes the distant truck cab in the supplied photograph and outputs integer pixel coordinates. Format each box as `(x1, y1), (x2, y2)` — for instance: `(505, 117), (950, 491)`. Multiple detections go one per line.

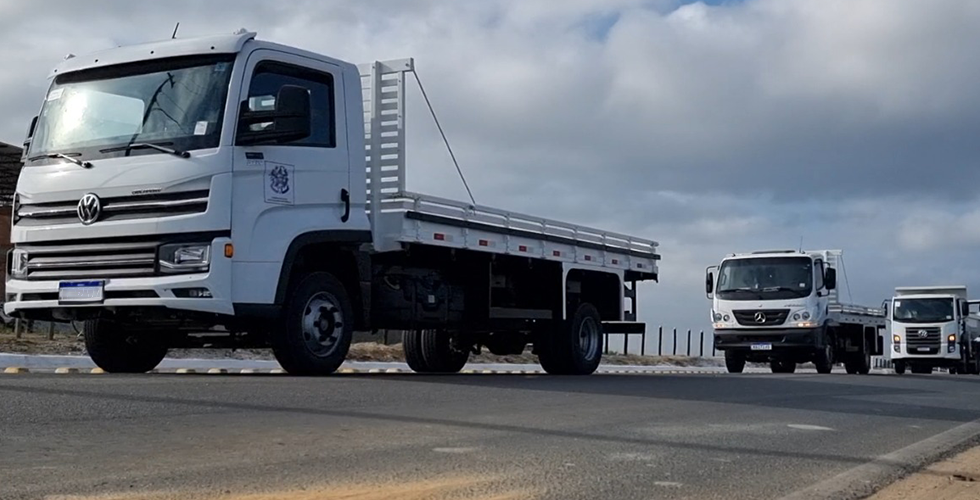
(885, 286), (980, 375)
(706, 249), (885, 374)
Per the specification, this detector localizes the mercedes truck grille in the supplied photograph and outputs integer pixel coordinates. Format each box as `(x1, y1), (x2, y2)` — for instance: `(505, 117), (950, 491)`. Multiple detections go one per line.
(15, 190), (209, 227)
(733, 309), (790, 326)
(905, 327), (941, 353)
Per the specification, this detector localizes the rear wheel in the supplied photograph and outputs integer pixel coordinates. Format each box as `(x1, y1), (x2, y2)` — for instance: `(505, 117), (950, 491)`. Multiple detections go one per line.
(83, 319), (168, 373)
(403, 329), (432, 373)
(844, 351), (872, 375)
(537, 303), (603, 375)
(272, 272), (353, 375)
(420, 329), (470, 373)
(725, 351), (746, 373)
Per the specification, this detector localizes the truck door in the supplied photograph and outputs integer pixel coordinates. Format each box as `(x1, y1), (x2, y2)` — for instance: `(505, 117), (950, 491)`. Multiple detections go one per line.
(229, 49), (351, 305)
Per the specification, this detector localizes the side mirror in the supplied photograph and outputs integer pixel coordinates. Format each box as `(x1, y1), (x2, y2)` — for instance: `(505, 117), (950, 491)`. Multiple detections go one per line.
(705, 272), (714, 297)
(824, 268), (837, 290)
(237, 85), (311, 145)
(21, 116), (37, 160)
(962, 301), (970, 317)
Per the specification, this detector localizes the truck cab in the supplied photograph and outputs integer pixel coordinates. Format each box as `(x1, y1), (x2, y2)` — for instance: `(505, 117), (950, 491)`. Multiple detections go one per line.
(706, 249), (884, 374)
(885, 286), (980, 375)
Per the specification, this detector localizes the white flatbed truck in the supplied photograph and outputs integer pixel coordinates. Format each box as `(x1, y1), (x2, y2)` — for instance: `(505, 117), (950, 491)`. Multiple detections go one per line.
(3, 30), (660, 375)
(706, 249), (885, 374)
(884, 286), (980, 375)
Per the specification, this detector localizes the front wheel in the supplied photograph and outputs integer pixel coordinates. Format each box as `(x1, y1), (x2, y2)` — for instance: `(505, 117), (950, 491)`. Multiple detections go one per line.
(83, 319), (168, 373)
(272, 272), (354, 376)
(893, 361), (906, 374)
(537, 303), (603, 375)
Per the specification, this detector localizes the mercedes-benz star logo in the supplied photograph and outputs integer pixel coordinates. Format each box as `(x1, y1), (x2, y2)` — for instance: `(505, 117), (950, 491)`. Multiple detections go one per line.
(77, 193), (102, 225)
(754, 312), (767, 324)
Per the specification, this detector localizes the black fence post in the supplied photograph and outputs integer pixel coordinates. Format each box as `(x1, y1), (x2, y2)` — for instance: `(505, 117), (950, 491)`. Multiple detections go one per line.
(699, 330), (704, 357)
(672, 328), (677, 355)
(658, 326), (663, 356)
(605, 333), (610, 355)
(641, 329), (646, 356)
(686, 329), (692, 356)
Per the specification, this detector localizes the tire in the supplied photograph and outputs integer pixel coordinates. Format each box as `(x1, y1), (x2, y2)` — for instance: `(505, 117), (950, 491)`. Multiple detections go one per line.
(420, 329), (470, 373)
(403, 329), (432, 373)
(537, 303), (603, 375)
(844, 352), (872, 375)
(271, 272), (354, 376)
(83, 319), (168, 373)
(814, 343), (834, 374)
(893, 361), (906, 375)
(770, 360), (796, 374)
(725, 351), (746, 373)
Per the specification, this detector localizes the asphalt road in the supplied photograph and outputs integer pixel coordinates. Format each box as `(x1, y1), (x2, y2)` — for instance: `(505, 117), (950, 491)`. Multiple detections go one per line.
(3, 371), (980, 500)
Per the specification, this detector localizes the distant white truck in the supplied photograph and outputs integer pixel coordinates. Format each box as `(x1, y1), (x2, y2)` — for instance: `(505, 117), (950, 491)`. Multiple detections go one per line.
(706, 249), (886, 374)
(885, 286), (980, 375)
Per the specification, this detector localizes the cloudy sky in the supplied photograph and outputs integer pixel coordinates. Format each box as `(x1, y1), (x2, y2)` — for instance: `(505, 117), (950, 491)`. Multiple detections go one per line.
(2, 0), (979, 353)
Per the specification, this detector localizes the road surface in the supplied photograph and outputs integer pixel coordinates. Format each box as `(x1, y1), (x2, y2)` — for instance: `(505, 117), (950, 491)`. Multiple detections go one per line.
(3, 371), (980, 500)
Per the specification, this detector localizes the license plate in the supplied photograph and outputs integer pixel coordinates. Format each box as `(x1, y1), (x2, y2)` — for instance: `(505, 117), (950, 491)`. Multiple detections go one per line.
(916, 347), (931, 352)
(58, 280), (105, 304)
(751, 343), (772, 351)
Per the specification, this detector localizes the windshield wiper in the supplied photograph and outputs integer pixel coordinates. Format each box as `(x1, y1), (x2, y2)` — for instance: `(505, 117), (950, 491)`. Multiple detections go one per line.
(27, 153), (93, 168)
(762, 286), (797, 292)
(101, 142), (190, 159)
(718, 287), (758, 294)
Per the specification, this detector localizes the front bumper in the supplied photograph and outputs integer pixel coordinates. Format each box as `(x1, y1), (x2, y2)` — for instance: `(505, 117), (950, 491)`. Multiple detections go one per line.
(3, 238), (234, 319)
(713, 327), (824, 352)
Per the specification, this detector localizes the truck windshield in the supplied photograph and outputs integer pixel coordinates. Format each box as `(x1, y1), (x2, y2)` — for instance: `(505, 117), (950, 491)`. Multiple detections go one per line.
(716, 257), (813, 300)
(893, 298), (954, 323)
(26, 54), (235, 164)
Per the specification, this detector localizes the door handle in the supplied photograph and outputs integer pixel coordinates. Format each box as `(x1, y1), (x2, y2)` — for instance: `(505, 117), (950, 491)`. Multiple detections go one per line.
(340, 188), (350, 223)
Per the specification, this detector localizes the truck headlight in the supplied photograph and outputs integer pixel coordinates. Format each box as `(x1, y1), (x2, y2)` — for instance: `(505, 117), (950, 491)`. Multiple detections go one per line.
(713, 312), (723, 322)
(9, 248), (28, 278)
(158, 243), (210, 273)
(801, 311), (811, 320)
(893, 334), (901, 344)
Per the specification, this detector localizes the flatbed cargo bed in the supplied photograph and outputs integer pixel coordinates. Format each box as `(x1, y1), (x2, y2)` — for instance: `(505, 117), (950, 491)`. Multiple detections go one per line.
(360, 58), (659, 279)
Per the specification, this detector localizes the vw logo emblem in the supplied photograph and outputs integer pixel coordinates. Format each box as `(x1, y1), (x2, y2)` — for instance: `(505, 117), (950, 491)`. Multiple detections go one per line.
(77, 193), (102, 225)
(917, 330), (928, 338)
(754, 312), (767, 324)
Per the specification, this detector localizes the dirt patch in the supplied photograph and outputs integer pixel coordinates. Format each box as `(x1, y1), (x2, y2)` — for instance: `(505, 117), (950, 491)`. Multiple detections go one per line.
(867, 443), (980, 500)
(44, 475), (537, 500)
(1, 330), (722, 367)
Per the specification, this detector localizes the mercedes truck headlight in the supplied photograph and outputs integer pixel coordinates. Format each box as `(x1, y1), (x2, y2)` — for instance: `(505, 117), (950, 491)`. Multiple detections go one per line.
(9, 248), (28, 278)
(159, 243), (211, 273)
(713, 312), (723, 322)
(801, 311), (811, 320)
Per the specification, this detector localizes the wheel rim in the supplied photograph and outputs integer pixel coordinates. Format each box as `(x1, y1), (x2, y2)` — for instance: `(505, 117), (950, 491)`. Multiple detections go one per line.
(300, 292), (345, 358)
(577, 317), (600, 360)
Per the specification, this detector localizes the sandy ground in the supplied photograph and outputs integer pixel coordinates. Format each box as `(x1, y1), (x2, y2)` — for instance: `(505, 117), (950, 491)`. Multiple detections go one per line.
(43, 476), (537, 500)
(0, 330), (725, 367)
(868, 445), (980, 500)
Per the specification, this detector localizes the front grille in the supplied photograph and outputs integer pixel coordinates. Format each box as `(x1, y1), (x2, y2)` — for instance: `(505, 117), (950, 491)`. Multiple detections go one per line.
(21, 241), (159, 280)
(16, 189), (209, 226)
(733, 309), (789, 326)
(905, 327), (941, 352)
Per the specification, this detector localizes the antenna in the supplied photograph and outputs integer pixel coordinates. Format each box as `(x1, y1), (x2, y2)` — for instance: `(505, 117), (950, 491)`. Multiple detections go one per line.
(171, 22), (180, 39)
(798, 236), (803, 252)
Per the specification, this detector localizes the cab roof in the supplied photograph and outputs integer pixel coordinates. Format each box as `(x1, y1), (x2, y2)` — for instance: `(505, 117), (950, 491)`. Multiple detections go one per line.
(48, 29), (355, 79)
